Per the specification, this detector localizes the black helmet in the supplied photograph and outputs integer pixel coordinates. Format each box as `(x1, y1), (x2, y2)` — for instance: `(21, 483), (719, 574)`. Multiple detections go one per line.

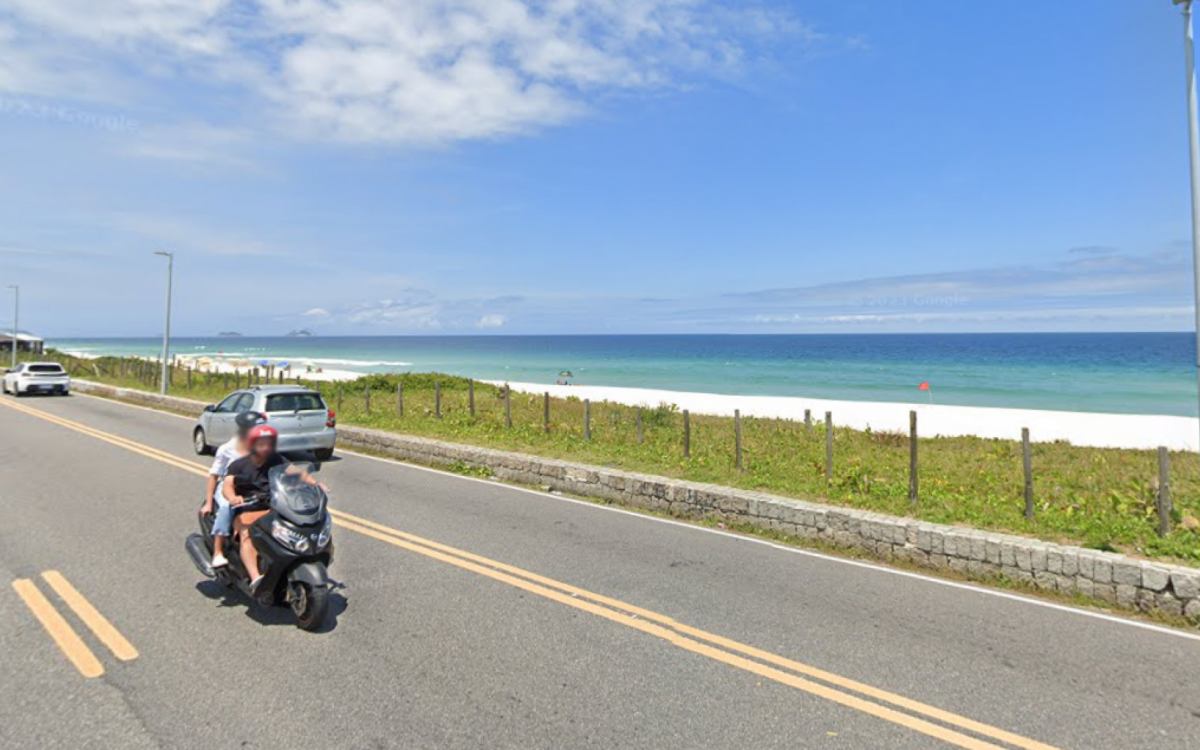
(234, 411), (267, 437)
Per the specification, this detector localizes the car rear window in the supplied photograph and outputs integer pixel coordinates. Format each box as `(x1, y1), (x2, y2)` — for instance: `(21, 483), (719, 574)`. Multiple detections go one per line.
(28, 364), (65, 374)
(265, 393), (326, 412)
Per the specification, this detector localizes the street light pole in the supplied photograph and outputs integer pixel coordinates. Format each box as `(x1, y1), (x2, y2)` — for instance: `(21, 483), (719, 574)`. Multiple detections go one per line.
(6, 285), (17, 369)
(154, 251), (174, 395)
(1178, 0), (1200, 458)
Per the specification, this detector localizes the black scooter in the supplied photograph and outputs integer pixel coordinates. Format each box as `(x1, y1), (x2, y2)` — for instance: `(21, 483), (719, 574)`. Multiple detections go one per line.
(186, 462), (334, 631)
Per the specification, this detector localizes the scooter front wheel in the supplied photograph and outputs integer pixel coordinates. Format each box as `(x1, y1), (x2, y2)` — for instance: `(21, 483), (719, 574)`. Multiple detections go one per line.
(291, 582), (329, 631)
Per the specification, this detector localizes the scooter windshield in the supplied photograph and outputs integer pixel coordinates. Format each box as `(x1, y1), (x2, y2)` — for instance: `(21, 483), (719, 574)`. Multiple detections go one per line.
(268, 462), (327, 526)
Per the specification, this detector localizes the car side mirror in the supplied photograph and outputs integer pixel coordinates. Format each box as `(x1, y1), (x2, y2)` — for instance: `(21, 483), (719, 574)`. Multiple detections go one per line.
(204, 404), (216, 413)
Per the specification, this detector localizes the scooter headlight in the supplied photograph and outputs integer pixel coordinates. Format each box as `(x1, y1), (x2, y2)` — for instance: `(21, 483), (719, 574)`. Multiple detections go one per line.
(270, 520), (312, 553)
(316, 515), (332, 550)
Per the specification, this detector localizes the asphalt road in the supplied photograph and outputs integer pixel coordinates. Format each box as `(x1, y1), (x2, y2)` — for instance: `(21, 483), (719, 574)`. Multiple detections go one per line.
(2, 393), (1199, 750)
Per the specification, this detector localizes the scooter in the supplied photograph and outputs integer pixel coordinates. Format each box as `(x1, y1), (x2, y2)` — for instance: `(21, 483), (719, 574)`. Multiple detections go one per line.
(187, 461), (334, 631)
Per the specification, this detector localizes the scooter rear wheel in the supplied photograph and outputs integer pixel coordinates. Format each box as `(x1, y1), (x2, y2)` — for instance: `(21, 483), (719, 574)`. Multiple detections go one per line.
(291, 582), (329, 631)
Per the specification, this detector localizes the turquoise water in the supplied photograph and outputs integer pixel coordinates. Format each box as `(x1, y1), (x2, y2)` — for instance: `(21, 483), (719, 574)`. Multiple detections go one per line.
(50, 333), (1198, 417)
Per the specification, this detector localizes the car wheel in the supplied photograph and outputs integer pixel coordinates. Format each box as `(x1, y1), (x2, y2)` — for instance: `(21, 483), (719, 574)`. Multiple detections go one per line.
(314, 448), (334, 462)
(193, 427), (212, 456)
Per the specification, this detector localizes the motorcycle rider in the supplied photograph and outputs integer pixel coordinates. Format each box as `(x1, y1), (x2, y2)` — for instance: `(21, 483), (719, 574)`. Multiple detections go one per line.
(223, 424), (286, 593)
(200, 411), (265, 569)
(223, 425), (327, 594)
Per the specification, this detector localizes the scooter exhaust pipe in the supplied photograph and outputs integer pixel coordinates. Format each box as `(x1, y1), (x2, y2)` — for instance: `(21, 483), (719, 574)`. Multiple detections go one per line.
(185, 533), (216, 579)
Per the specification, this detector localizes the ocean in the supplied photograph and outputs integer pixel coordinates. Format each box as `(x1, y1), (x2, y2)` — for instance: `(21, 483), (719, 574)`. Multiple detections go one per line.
(49, 333), (1198, 417)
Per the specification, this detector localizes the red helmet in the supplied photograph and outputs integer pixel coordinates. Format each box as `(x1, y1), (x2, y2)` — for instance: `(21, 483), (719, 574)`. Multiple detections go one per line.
(246, 424), (279, 447)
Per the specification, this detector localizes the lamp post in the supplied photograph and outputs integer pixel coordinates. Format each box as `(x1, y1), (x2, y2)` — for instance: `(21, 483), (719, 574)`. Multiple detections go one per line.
(1177, 0), (1200, 457)
(154, 251), (174, 394)
(5, 285), (17, 369)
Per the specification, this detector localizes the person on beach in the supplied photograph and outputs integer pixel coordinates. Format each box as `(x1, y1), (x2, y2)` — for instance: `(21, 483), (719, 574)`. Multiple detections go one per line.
(200, 411), (265, 568)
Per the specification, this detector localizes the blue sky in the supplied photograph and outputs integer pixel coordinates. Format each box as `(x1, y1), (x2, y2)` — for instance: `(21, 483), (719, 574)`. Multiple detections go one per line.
(0, 1), (1195, 337)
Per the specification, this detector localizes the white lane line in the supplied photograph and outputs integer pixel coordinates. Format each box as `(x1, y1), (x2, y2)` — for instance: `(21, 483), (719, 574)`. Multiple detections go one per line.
(72, 391), (1200, 643)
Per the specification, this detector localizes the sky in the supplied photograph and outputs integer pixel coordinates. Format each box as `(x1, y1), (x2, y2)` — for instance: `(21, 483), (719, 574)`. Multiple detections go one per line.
(0, 0), (1195, 337)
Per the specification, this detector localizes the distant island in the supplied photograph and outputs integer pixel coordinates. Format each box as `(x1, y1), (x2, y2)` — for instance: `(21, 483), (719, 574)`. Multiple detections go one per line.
(217, 331), (243, 337)
(287, 329), (315, 337)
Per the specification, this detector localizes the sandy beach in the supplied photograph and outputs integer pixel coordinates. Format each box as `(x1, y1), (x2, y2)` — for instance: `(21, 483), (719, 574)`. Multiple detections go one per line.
(172, 355), (363, 383)
(499, 381), (1200, 452)
(65, 350), (363, 384)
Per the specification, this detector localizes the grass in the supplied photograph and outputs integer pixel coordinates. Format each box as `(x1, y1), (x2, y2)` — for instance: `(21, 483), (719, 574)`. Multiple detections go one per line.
(41, 352), (1200, 567)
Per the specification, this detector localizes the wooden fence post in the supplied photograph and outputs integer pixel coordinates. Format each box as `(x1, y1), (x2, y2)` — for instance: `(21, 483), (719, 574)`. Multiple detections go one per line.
(734, 409), (744, 471)
(909, 410), (919, 506)
(636, 408), (644, 445)
(1022, 428), (1034, 520)
(435, 381), (442, 419)
(187, 368), (192, 389)
(543, 392), (550, 434)
(469, 379), (475, 417)
(825, 412), (834, 484)
(1157, 446), (1173, 537)
(505, 386), (512, 428)
(683, 410), (691, 458)
(232, 370), (238, 390)
(365, 386), (371, 415)
(336, 390), (343, 416)
(805, 409), (812, 435)
(397, 382), (403, 417)
(584, 399), (592, 441)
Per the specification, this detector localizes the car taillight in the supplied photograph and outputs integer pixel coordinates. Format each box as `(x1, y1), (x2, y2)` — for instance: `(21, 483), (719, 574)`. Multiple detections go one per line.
(326, 410), (337, 428)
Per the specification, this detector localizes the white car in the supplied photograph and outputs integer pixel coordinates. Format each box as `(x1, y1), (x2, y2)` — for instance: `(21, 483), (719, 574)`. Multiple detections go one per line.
(4, 362), (71, 396)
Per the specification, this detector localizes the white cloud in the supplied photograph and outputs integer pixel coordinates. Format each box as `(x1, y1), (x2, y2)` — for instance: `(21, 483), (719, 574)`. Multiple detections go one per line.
(105, 212), (282, 257)
(477, 314), (506, 328)
(2, 0), (808, 145)
(342, 295), (444, 328)
(303, 308), (330, 317)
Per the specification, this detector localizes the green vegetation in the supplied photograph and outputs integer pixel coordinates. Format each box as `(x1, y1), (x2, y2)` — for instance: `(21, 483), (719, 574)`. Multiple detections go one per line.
(39, 352), (1200, 565)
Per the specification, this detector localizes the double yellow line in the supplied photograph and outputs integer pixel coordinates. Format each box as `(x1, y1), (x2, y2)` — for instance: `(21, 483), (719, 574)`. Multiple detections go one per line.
(0, 397), (1066, 750)
(12, 571), (138, 678)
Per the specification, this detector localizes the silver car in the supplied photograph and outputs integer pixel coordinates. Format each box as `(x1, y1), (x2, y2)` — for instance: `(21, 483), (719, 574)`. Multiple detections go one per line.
(193, 385), (337, 460)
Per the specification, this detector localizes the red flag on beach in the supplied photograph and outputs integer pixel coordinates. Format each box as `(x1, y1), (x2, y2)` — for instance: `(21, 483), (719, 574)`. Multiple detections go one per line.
(918, 381), (930, 391)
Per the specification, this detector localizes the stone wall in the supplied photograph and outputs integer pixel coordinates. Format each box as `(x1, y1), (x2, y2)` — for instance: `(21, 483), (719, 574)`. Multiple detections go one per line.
(74, 380), (1200, 625)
